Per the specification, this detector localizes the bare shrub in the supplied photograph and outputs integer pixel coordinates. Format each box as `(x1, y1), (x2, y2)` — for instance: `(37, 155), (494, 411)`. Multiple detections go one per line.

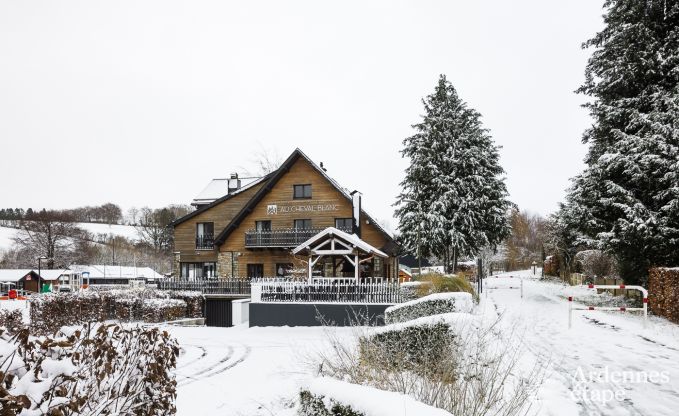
(314, 315), (545, 416)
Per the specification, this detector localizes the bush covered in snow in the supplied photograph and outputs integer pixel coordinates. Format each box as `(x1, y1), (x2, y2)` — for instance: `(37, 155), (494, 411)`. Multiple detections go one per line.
(29, 288), (199, 335)
(316, 307), (542, 415)
(299, 390), (363, 416)
(384, 292), (474, 325)
(0, 323), (178, 415)
(299, 378), (453, 416)
(360, 320), (452, 373)
(0, 309), (24, 333)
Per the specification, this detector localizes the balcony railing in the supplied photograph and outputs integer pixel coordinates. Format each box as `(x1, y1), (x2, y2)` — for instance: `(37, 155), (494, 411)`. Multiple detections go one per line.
(244, 227), (352, 247)
(195, 234), (215, 250)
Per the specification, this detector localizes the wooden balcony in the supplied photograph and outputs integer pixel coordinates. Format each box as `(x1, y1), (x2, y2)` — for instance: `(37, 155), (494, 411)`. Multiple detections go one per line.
(244, 227), (352, 248)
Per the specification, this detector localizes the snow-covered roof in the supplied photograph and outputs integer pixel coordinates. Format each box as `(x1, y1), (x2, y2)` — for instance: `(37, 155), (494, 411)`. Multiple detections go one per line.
(292, 227), (388, 258)
(192, 177), (265, 205)
(68, 265), (164, 280)
(38, 269), (74, 281)
(0, 269), (34, 283)
(0, 269), (72, 282)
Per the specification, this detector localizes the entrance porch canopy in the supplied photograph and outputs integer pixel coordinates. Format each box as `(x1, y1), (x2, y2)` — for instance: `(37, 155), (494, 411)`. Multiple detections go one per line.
(292, 227), (388, 283)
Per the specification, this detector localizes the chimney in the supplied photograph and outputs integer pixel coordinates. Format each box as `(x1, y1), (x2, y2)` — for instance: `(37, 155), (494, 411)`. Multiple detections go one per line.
(351, 190), (362, 238)
(228, 173), (241, 194)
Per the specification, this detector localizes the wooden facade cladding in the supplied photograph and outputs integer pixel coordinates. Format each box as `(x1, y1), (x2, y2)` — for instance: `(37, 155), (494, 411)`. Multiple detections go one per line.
(173, 183), (264, 263)
(219, 158), (392, 277)
(172, 149), (398, 278)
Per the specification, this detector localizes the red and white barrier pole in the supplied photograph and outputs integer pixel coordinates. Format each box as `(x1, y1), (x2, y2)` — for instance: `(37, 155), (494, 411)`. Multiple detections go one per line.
(569, 284), (648, 329)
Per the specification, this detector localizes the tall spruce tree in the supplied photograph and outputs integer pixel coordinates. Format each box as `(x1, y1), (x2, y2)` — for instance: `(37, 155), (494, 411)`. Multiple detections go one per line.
(563, 0), (679, 284)
(395, 75), (512, 271)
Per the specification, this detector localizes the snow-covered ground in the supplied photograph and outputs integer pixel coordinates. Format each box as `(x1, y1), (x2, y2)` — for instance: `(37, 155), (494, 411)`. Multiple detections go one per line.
(0, 223), (139, 253)
(167, 325), (353, 415)
(482, 270), (679, 416)
(164, 272), (679, 416)
(4, 271), (677, 415)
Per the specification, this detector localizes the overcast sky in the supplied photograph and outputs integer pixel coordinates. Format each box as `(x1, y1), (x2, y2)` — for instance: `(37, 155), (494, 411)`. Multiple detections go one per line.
(0, 1), (605, 229)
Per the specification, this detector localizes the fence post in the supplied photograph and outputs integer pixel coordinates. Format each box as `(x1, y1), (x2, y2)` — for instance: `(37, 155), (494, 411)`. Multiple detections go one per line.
(643, 295), (648, 329)
(568, 296), (572, 329)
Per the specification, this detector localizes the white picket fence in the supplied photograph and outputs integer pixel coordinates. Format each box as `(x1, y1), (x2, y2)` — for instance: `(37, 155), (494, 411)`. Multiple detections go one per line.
(251, 280), (401, 304)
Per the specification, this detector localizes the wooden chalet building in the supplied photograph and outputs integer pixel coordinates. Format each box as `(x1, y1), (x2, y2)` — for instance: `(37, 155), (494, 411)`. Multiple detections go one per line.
(172, 149), (399, 281)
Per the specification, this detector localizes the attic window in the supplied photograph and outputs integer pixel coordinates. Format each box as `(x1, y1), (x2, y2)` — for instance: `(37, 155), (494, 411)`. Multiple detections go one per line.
(293, 184), (312, 199)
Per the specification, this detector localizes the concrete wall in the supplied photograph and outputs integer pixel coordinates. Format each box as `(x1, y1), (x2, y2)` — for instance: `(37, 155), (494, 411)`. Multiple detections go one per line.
(249, 303), (392, 327)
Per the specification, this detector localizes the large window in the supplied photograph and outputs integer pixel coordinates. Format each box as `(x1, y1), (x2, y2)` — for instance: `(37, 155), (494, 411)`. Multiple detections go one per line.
(196, 222), (214, 249)
(335, 218), (353, 231)
(180, 262), (217, 280)
(247, 264), (264, 278)
(294, 219), (312, 229)
(293, 184), (312, 199)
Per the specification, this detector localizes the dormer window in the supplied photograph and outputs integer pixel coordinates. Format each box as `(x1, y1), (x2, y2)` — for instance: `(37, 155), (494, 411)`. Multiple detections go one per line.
(293, 184), (312, 199)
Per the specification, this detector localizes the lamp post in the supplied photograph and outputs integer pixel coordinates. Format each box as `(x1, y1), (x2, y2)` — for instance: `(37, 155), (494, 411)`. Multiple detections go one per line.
(37, 256), (47, 292)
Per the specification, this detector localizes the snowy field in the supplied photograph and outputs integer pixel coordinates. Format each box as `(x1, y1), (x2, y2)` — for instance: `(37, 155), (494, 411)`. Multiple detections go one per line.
(162, 271), (679, 416)
(0, 223), (139, 252)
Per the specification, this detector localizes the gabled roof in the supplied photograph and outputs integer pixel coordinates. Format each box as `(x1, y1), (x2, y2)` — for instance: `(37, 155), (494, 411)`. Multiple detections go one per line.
(213, 148), (397, 249)
(292, 227), (388, 258)
(171, 172), (274, 227)
(0, 269), (71, 282)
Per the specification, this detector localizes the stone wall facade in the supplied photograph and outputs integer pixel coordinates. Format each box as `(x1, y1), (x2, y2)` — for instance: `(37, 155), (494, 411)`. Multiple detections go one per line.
(218, 251), (239, 278)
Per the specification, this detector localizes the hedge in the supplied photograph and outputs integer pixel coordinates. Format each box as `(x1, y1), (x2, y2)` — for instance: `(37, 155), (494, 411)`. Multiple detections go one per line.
(29, 288), (201, 335)
(648, 267), (679, 324)
(384, 292), (473, 325)
(359, 321), (452, 372)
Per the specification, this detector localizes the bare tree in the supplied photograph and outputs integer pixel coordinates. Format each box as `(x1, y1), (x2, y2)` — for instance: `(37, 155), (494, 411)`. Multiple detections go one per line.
(12, 210), (86, 269)
(135, 205), (192, 252)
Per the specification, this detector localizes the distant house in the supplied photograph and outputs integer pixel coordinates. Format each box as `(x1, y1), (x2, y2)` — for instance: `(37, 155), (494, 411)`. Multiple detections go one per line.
(68, 265), (164, 285)
(0, 269), (73, 293)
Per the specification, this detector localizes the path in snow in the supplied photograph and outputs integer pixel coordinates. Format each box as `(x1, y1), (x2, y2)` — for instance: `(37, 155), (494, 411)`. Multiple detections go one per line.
(167, 325), (353, 415)
(482, 270), (679, 416)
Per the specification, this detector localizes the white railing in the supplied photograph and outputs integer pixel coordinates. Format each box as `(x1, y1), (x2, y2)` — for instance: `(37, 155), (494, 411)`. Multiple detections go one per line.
(251, 281), (402, 304)
(569, 284), (648, 329)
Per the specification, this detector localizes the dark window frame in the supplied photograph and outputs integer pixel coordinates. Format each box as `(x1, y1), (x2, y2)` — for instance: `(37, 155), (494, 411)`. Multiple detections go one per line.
(255, 220), (272, 231)
(247, 263), (264, 278)
(293, 184), (312, 199)
(335, 218), (353, 231)
(294, 219), (312, 229)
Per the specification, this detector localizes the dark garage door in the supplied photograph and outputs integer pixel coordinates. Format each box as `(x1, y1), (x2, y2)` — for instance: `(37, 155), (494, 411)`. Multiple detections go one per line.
(205, 298), (233, 327)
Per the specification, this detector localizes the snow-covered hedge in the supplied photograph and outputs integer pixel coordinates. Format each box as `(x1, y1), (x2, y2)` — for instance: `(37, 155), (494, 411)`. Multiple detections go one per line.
(29, 289), (198, 335)
(0, 323), (178, 415)
(299, 377), (452, 416)
(0, 309), (24, 333)
(384, 292), (473, 324)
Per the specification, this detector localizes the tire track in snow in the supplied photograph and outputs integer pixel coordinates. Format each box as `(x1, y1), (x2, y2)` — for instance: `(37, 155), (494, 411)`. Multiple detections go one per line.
(176, 344), (251, 387)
